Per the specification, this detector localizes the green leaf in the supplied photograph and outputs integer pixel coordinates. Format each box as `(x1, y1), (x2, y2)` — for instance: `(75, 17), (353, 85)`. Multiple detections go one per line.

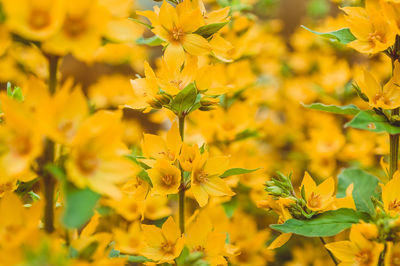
(337, 168), (380, 215)
(176, 246), (190, 266)
(220, 167), (260, 178)
(6, 82), (24, 101)
(270, 208), (366, 237)
(194, 22), (229, 38)
(136, 35), (164, 46)
(63, 184), (101, 229)
(126, 255), (152, 263)
(302, 102), (360, 115)
(345, 110), (400, 134)
(222, 197), (238, 218)
(301, 25), (356, 44)
(171, 83), (198, 116)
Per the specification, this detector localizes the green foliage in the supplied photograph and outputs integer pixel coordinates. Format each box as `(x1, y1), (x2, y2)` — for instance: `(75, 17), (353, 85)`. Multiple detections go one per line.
(345, 110), (400, 134)
(337, 168), (380, 215)
(303, 102), (360, 115)
(194, 22), (229, 39)
(136, 35), (164, 46)
(171, 83), (198, 116)
(306, 0), (330, 18)
(63, 184), (101, 229)
(126, 255), (153, 263)
(270, 208), (366, 237)
(222, 197), (238, 218)
(220, 167), (260, 178)
(6, 82), (24, 101)
(301, 26), (356, 44)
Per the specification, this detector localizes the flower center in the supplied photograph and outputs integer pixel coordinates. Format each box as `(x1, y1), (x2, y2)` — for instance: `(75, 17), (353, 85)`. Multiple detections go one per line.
(355, 250), (372, 265)
(193, 170), (208, 184)
(373, 93), (391, 106)
(28, 9), (50, 30)
(161, 241), (175, 255)
(161, 174), (176, 187)
(389, 199), (400, 212)
(160, 150), (175, 161)
(392, 253), (400, 266)
(64, 15), (87, 38)
(170, 26), (184, 43)
(11, 135), (32, 156)
(368, 31), (385, 46)
(77, 151), (99, 175)
(308, 192), (321, 208)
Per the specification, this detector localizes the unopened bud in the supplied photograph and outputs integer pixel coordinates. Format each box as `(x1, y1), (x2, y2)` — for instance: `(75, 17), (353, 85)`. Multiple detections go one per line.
(266, 186), (283, 196)
(155, 94), (171, 105)
(199, 106), (216, 111)
(200, 97), (219, 106)
(148, 99), (162, 109)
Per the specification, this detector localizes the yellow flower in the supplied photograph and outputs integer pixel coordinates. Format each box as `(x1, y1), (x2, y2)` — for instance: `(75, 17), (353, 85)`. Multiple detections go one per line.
(190, 151), (235, 207)
(341, 0), (396, 54)
(147, 159), (181, 196)
(178, 143), (201, 172)
(385, 242), (400, 266)
(140, 216), (185, 263)
(114, 221), (144, 255)
(141, 122), (182, 166)
(0, 94), (42, 181)
(3, 0), (65, 41)
(138, 1), (210, 66)
(35, 79), (89, 144)
(325, 225), (384, 266)
(186, 212), (229, 265)
(300, 172), (335, 212)
(66, 110), (136, 199)
(382, 171), (400, 217)
(156, 55), (197, 95)
(126, 61), (160, 112)
(42, 0), (110, 61)
(355, 61), (400, 110)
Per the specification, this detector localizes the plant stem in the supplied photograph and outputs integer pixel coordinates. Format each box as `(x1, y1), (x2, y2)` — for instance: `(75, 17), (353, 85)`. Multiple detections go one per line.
(389, 36), (400, 179)
(178, 115), (185, 233)
(390, 112), (399, 179)
(319, 237), (338, 265)
(42, 54), (59, 233)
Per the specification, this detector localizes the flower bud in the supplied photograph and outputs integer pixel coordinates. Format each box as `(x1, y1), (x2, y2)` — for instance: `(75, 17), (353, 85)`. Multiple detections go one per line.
(155, 94), (171, 105)
(200, 97), (219, 106)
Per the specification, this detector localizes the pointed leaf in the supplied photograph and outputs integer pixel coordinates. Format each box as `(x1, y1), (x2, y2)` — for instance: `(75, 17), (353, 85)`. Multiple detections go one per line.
(220, 167), (260, 178)
(136, 35), (164, 46)
(301, 25), (356, 44)
(270, 208), (367, 237)
(337, 168), (380, 215)
(171, 83), (198, 116)
(194, 22), (229, 38)
(345, 110), (400, 134)
(63, 184), (101, 228)
(302, 102), (360, 115)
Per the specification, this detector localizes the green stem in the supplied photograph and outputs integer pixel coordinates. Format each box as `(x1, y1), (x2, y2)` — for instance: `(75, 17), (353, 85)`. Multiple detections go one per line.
(390, 116), (399, 179)
(42, 54), (59, 233)
(178, 115), (185, 234)
(320, 237), (338, 265)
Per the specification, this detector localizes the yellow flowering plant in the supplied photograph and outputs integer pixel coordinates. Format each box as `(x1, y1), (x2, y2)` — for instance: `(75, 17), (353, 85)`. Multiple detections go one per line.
(3, 0), (400, 265)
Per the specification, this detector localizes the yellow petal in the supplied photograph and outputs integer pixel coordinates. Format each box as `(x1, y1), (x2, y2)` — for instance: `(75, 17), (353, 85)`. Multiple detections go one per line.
(162, 216), (181, 243)
(192, 184), (209, 207)
(182, 34), (210, 56)
(325, 241), (357, 261)
(267, 233), (292, 249)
